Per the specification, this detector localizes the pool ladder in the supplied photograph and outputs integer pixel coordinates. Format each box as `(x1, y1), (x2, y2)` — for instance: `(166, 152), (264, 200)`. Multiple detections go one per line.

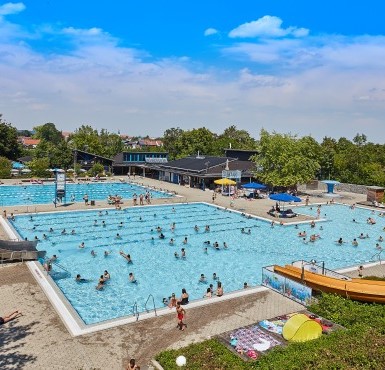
(132, 302), (139, 321)
(144, 294), (157, 317)
(371, 251), (383, 263)
(132, 294), (158, 322)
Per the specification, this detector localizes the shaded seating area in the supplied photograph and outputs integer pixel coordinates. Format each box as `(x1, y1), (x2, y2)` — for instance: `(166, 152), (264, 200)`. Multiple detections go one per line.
(0, 240), (45, 264)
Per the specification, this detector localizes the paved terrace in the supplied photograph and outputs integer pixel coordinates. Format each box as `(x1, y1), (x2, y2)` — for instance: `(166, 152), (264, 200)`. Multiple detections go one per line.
(0, 177), (372, 369)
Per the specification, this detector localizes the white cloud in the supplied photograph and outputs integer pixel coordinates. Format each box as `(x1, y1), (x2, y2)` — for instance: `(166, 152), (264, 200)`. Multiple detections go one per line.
(204, 28), (218, 36)
(0, 2), (25, 16)
(229, 15), (309, 39)
(62, 27), (104, 37)
(0, 10), (385, 142)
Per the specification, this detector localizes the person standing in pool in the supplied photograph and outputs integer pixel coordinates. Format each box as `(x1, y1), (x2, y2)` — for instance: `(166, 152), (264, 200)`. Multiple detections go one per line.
(178, 288), (189, 305)
(129, 272), (137, 283)
(168, 293), (177, 308)
(96, 275), (105, 290)
(216, 281), (224, 297)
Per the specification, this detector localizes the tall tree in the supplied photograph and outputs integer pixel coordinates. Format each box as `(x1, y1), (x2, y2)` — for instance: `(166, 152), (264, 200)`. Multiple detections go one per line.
(99, 129), (124, 158)
(0, 156), (12, 178)
(162, 127), (184, 159)
(251, 129), (320, 187)
(177, 127), (216, 158)
(0, 114), (22, 159)
(28, 157), (50, 177)
(68, 125), (102, 154)
(34, 122), (62, 145)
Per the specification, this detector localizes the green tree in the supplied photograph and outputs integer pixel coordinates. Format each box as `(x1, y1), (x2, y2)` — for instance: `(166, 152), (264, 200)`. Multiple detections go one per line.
(69, 125), (102, 154)
(216, 125), (256, 153)
(0, 156), (11, 178)
(0, 115), (22, 159)
(353, 133), (367, 146)
(33, 123), (62, 145)
(162, 127), (184, 159)
(99, 129), (124, 158)
(251, 129), (320, 187)
(33, 140), (72, 169)
(88, 163), (104, 177)
(28, 157), (50, 177)
(177, 127), (216, 158)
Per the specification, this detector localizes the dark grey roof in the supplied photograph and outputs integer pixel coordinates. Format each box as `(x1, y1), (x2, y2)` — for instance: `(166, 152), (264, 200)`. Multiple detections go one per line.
(206, 160), (256, 175)
(74, 150), (113, 163)
(158, 156), (237, 173)
(17, 156), (33, 163)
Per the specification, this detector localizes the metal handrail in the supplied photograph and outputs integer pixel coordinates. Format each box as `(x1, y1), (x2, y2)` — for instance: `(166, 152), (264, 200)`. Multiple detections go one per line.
(132, 301), (139, 321)
(0, 249), (28, 265)
(144, 294), (157, 317)
(371, 251), (383, 262)
(50, 260), (70, 273)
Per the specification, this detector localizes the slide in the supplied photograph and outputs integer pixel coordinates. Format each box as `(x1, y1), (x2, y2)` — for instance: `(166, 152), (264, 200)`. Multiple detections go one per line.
(273, 265), (385, 304)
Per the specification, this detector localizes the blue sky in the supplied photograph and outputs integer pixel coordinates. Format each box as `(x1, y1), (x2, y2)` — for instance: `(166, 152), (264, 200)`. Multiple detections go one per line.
(1, 1), (385, 141)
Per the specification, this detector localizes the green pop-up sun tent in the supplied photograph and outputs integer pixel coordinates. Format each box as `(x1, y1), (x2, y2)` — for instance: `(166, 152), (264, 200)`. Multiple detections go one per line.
(282, 313), (322, 342)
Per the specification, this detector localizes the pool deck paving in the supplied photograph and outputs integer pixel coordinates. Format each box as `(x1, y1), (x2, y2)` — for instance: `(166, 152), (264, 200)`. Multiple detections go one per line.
(0, 177), (378, 369)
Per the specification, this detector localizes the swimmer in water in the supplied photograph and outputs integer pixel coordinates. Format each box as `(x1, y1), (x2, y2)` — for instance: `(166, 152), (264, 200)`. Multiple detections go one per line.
(75, 274), (89, 283)
(129, 272), (137, 283)
(119, 251), (132, 263)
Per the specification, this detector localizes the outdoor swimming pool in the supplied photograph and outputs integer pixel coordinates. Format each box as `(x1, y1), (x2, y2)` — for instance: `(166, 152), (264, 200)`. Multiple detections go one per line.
(0, 182), (173, 206)
(10, 203), (385, 325)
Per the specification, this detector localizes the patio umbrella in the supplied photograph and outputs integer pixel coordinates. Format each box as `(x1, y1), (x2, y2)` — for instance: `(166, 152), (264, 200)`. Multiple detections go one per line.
(269, 193), (302, 202)
(242, 182), (267, 190)
(214, 178), (236, 185)
(269, 193), (302, 210)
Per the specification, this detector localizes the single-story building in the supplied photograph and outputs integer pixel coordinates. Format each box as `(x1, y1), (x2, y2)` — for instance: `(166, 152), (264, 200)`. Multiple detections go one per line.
(149, 150), (258, 189)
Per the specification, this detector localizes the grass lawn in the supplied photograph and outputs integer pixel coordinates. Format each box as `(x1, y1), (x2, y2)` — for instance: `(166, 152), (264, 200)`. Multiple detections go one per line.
(156, 294), (385, 369)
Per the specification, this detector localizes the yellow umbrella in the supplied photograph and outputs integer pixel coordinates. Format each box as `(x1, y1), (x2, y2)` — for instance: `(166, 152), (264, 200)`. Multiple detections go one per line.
(214, 178), (236, 185)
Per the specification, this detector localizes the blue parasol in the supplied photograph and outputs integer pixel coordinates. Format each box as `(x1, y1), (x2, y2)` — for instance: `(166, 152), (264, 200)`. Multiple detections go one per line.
(269, 193), (302, 202)
(242, 182), (267, 190)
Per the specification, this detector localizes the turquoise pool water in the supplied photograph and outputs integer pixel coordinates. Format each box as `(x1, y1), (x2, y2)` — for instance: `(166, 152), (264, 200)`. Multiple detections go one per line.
(10, 203), (385, 325)
(0, 182), (172, 206)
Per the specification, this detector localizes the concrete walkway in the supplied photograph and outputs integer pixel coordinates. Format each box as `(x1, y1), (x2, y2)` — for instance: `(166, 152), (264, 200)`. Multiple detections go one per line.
(0, 177), (371, 369)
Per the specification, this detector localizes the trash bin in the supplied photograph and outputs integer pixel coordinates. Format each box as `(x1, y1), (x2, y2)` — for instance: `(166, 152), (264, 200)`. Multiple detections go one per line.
(90, 200), (95, 206)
